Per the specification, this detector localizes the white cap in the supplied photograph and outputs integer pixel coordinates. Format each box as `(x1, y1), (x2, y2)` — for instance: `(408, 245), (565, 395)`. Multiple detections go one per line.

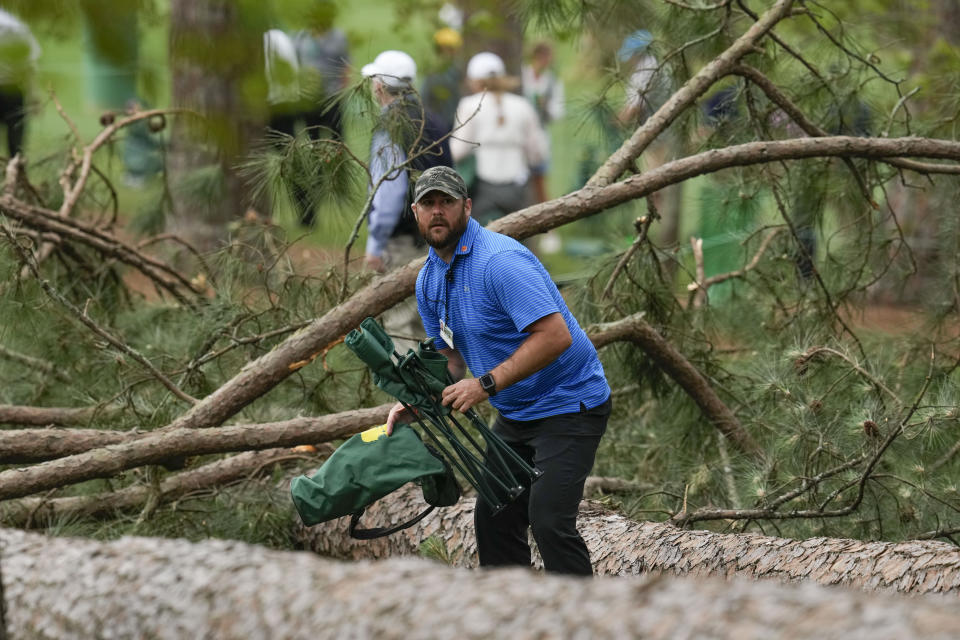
(466, 52), (505, 80)
(362, 50), (417, 88)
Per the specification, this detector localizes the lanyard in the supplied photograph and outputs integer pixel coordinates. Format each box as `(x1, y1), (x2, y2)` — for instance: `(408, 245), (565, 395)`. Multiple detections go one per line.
(441, 256), (458, 325)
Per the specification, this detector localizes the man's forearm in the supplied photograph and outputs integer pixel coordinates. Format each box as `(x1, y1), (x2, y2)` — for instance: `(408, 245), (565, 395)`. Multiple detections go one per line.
(489, 313), (571, 393)
(437, 314), (571, 413)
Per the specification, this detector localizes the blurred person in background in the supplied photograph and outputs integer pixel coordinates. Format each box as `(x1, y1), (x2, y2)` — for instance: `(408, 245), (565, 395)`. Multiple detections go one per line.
(362, 50), (453, 349)
(450, 52), (547, 226)
(291, 0), (350, 141)
(269, 0), (351, 227)
(420, 27), (463, 135)
(0, 8), (40, 159)
(616, 29), (667, 127)
(521, 41), (564, 204)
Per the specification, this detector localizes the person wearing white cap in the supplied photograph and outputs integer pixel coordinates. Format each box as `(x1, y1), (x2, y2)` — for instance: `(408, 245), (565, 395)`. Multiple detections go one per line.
(361, 49), (453, 349)
(616, 29), (667, 126)
(450, 52), (548, 226)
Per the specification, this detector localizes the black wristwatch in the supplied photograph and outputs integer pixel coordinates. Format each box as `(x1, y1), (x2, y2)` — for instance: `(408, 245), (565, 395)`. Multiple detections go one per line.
(479, 373), (497, 396)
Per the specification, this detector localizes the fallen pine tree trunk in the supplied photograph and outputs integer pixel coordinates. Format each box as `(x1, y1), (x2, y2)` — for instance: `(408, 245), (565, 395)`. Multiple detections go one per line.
(0, 404), (118, 427)
(293, 484), (960, 596)
(3, 528), (959, 640)
(0, 446), (331, 528)
(0, 427), (129, 463)
(0, 403), (387, 464)
(0, 405), (391, 500)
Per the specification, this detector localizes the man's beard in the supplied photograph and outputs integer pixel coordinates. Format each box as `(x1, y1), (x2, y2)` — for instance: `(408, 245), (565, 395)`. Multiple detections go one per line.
(420, 202), (469, 253)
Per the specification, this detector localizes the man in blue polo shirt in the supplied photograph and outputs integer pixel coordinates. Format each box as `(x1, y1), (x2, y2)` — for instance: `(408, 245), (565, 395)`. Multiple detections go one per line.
(386, 166), (611, 575)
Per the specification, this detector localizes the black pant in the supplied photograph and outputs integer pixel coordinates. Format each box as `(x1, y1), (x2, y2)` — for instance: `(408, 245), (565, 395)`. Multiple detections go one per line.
(0, 86), (26, 158)
(474, 401), (609, 576)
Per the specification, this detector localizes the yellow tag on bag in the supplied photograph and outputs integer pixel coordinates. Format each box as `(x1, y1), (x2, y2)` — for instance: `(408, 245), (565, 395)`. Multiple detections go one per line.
(360, 424), (391, 442)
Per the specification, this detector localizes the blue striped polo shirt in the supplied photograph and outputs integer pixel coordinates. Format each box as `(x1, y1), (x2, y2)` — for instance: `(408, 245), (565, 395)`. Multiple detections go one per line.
(415, 217), (610, 420)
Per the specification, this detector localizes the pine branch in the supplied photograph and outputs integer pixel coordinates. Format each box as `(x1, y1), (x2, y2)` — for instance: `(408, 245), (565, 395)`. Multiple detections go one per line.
(796, 346), (900, 403)
(588, 0), (796, 187)
(601, 201), (657, 300)
(685, 228), (781, 303)
(589, 312), (763, 459)
(672, 349), (938, 527)
(0, 345), (70, 383)
(0, 222), (198, 407)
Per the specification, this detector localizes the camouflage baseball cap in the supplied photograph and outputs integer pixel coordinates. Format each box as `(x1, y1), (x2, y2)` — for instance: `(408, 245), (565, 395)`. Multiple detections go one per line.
(413, 166), (468, 204)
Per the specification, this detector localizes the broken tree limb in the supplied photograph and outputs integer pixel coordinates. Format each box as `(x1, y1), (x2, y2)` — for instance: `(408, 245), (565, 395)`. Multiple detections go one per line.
(0, 447), (331, 528)
(0, 404), (118, 428)
(295, 484), (960, 597)
(0, 427), (128, 464)
(4, 528), (960, 639)
(589, 312), (763, 458)
(162, 264), (424, 432)
(496, 136), (960, 243)
(588, 0), (796, 187)
(0, 196), (200, 305)
(0, 404), (391, 501)
(10, 134), (959, 496)
(146, 135), (960, 441)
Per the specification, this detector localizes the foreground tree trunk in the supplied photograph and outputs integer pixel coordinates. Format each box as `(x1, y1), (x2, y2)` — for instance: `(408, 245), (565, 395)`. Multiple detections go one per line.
(3, 529), (959, 640)
(294, 485), (960, 596)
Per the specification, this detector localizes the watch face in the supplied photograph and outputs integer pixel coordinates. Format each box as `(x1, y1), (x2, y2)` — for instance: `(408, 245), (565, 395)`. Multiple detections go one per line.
(480, 374), (495, 393)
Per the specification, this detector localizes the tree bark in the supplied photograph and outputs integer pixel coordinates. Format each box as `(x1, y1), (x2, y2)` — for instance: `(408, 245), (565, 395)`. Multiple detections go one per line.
(0, 404), (116, 428)
(0, 427), (129, 464)
(4, 529), (960, 640)
(0, 405), (391, 501)
(0, 447), (329, 528)
(295, 484), (960, 597)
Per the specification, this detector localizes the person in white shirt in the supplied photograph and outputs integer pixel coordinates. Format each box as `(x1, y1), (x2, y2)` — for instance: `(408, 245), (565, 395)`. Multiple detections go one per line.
(521, 41), (564, 204)
(522, 42), (564, 127)
(450, 52), (548, 226)
(616, 29), (666, 126)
